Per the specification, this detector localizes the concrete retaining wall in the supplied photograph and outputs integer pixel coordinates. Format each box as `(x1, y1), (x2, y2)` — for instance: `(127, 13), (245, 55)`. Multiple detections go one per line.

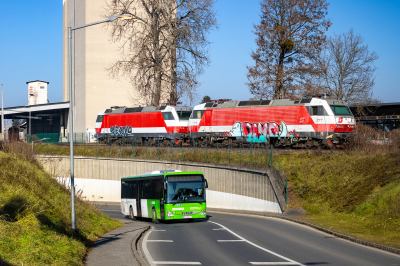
(38, 156), (284, 213)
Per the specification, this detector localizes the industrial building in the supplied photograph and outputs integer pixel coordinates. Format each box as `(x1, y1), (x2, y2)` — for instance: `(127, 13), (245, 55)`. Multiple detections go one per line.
(1, 80), (70, 142)
(350, 103), (400, 131)
(63, 0), (144, 134)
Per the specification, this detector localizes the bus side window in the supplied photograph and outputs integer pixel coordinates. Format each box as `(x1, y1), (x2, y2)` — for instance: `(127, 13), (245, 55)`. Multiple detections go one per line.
(154, 179), (163, 199)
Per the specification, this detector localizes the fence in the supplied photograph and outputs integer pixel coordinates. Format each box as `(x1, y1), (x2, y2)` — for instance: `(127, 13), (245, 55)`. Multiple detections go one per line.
(26, 133), (88, 144)
(21, 136), (288, 204)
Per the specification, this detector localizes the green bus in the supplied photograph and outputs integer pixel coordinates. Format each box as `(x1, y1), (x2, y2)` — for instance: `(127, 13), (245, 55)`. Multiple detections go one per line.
(121, 170), (208, 222)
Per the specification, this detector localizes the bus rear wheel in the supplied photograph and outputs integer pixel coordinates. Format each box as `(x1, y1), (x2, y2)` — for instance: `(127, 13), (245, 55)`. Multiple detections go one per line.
(129, 207), (134, 220)
(151, 209), (159, 224)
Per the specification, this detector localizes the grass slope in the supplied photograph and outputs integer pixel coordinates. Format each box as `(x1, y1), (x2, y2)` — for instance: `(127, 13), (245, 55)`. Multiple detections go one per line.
(279, 152), (400, 249)
(0, 152), (122, 265)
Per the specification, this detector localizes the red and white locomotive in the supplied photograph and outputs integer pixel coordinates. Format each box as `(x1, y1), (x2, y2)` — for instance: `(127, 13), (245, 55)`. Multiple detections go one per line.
(95, 104), (192, 143)
(188, 97), (355, 147)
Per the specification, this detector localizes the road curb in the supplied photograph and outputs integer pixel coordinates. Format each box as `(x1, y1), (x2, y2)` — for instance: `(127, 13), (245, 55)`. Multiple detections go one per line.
(131, 225), (150, 266)
(208, 208), (400, 256)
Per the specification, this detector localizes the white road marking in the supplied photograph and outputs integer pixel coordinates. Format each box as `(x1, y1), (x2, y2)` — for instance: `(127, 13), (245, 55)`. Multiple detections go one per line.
(146, 240), (173, 242)
(213, 228), (225, 230)
(142, 227), (156, 266)
(250, 263), (299, 265)
(153, 230), (166, 231)
(153, 262), (201, 265)
(218, 240), (246, 242)
(209, 221), (304, 266)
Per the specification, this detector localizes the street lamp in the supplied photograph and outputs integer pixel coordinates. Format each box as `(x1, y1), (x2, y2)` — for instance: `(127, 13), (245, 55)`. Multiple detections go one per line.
(68, 14), (132, 229)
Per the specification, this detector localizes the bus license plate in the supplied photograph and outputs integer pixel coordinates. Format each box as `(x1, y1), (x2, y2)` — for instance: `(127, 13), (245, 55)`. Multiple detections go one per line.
(183, 216), (192, 219)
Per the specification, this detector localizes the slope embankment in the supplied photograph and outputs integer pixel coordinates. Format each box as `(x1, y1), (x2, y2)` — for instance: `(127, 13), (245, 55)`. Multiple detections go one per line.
(279, 151), (400, 250)
(0, 150), (122, 266)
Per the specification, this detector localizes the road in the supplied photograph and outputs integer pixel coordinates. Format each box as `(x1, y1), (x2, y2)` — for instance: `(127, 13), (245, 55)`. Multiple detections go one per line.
(100, 204), (400, 266)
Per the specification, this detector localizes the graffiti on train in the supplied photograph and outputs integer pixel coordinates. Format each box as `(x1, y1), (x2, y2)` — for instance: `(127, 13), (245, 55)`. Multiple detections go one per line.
(110, 125), (132, 137)
(223, 121), (299, 143)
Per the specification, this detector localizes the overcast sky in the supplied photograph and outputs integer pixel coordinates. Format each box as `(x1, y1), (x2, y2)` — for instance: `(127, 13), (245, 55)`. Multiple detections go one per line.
(0, 0), (399, 107)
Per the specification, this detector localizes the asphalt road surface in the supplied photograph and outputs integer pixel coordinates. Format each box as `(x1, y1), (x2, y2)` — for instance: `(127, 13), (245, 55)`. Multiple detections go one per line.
(100, 204), (400, 266)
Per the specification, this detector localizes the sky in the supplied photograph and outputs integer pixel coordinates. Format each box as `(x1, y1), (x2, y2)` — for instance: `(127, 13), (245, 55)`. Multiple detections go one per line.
(0, 0), (399, 108)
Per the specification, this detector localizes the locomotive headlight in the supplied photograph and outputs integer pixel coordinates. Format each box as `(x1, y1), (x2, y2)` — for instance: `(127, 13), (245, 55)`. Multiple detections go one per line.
(167, 211), (174, 217)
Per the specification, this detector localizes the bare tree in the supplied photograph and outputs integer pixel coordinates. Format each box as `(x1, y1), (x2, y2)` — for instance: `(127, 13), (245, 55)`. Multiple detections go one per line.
(247, 0), (331, 99)
(105, 0), (217, 106)
(320, 29), (378, 104)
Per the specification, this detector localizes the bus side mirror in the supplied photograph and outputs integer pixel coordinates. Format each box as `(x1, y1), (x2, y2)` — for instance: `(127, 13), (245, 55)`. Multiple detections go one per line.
(164, 182), (167, 190)
(205, 179), (208, 188)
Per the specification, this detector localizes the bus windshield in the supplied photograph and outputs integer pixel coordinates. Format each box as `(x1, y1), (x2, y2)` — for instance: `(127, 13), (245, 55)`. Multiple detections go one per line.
(330, 105), (352, 116)
(166, 181), (205, 204)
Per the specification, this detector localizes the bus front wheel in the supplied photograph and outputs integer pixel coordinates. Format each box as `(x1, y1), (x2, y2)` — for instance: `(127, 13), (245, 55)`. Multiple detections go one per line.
(151, 209), (159, 224)
(129, 207), (134, 220)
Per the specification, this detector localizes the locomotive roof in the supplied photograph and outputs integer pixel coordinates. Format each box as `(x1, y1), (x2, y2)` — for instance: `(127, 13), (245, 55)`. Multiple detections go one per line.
(204, 98), (348, 109)
(104, 105), (191, 114)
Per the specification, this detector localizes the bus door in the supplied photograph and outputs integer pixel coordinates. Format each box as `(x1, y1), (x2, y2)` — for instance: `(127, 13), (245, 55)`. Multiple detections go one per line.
(136, 182), (142, 217)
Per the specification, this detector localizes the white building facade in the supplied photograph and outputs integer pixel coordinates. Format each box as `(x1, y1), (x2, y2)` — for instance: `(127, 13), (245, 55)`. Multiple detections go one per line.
(27, 80), (49, 106)
(63, 0), (144, 133)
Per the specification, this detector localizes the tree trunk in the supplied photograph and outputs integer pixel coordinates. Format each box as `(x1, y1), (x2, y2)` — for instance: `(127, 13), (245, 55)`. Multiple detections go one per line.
(151, 5), (162, 106)
(275, 51), (285, 99)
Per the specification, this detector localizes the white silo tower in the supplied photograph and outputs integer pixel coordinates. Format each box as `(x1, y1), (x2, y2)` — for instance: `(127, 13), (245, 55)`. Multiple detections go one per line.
(27, 80), (49, 105)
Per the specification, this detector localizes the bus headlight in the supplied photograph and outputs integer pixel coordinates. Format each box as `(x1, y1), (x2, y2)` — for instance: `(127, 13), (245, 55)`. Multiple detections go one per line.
(167, 211), (174, 217)
(201, 210), (206, 216)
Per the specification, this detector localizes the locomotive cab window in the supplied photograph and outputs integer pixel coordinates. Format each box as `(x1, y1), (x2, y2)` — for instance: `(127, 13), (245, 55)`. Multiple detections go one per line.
(96, 115), (104, 123)
(178, 111), (191, 120)
(330, 105), (352, 116)
(190, 110), (205, 119)
(307, 106), (328, 116)
(162, 112), (175, 120)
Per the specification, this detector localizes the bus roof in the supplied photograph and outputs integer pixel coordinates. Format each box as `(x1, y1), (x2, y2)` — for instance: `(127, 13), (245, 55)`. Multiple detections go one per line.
(121, 171), (204, 180)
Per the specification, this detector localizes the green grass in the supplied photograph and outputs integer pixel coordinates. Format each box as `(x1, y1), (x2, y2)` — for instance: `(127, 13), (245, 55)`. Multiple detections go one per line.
(0, 151), (122, 265)
(279, 151), (400, 249)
